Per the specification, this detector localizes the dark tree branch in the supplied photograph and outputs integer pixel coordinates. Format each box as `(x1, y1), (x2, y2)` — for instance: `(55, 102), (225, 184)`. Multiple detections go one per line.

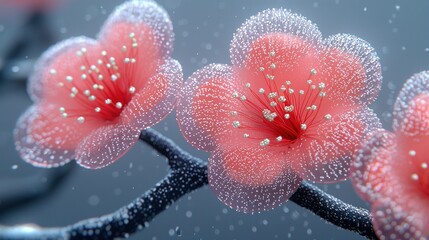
(0, 129), (377, 240)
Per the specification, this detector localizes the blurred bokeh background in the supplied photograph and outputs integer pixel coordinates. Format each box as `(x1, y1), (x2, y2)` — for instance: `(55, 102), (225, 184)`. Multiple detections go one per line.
(1, 0), (429, 239)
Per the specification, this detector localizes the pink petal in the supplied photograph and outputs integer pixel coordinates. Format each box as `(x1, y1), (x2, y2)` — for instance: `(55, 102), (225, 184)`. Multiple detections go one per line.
(372, 200), (429, 240)
(121, 59), (182, 128)
(75, 123), (140, 169)
(351, 130), (397, 202)
(230, 8), (322, 68)
(294, 107), (381, 183)
(394, 71), (429, 135)
(99, 0), (174, 58)
(177, 64), (238, 151)
(14, 103), (102, 168)
(321, 34), (382, 106)
(28, 37), (96, 102)
(209, 146), (302, 213)
(75, 59), (182, 169)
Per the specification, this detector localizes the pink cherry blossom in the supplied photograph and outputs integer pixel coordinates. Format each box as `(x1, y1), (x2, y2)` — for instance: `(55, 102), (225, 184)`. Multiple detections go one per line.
(352, 71), (429, 240)
(14, 0), (183, 169)
(177, 9), (382, 213)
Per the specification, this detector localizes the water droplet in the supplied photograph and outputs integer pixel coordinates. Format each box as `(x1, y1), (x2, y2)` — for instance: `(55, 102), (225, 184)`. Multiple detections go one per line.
(11, 165), (18, 170)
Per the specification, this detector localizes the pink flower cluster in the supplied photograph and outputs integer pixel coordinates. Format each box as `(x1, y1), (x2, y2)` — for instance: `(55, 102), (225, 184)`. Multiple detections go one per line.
(13, 1), (429, 236)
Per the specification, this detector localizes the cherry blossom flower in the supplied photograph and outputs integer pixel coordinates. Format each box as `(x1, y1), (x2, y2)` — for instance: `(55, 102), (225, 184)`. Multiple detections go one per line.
(14, 0), (183, 169)
(177, 9), (382, 213)
(352, 71), (429, 240)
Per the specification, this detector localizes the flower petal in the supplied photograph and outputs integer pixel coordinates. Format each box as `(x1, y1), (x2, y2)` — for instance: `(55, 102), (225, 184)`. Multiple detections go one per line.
(75, 123), (140, 169)
(99, 0), (174, 58)
(75, 59), (182, 169)
(322, 34), (382, 106)
(372, 200), (429, 240)
(122, 58), (182, 128)
(294, 107), (381, 183)
(14, 104), (101, 167)
(177, 64), (237, 151)
(351, 130), (397, 202)
(28, 37), (96, 102)
(230, 8), (322, 68)
(209, 147), (302, 213)
(393, 71), (429, 135)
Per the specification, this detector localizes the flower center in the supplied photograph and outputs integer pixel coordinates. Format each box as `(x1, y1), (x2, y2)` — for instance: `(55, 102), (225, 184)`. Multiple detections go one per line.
(230, 51), (332, 148)
(53, 32), (140, 123)
(408, 150), (429, 195)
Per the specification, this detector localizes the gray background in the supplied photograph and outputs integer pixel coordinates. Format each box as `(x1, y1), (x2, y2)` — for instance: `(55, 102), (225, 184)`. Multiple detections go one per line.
(1, 0), (429, 239)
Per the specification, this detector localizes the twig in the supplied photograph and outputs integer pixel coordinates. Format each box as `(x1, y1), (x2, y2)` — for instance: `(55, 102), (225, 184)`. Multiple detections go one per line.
(0, 129), (377, 240)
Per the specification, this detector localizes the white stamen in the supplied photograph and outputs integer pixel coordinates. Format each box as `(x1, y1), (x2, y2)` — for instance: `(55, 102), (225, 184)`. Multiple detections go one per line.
(411, 173), (419, 181)
(310, 68), (317, 75)
(61, 113), (68, 118)
(269, 51), (275, 57)
(266, 74), (275, 80)
(129, 86), (136, 94)
(240, 95), (247, 101)
(270, 101), (277, 107)
(77, 116), (85, 123)
(301, 123), (307, 130)
(49, 69), (56, 75)
(232, 92), (239, 98)
(409, 150), (416, 157)
(115, 102), (123, 109)
(101, 50), (107, 56)
(422, 163), (428, 169)
(279, 96), (286, 102)
(319, 92), (326, 97)
(268, 92), (277, 98)
(111, 75), (118, 81)
(89, 95), (96, 101)
(84, 90), (90, 96)
(245, 83), (251, 88)
(319, 82), (325, 89)
(81, 74), (87, 80)
(94, 107), (101, 113)
(284, 114), (290, 119)
(66, 76), (73, 82)
(232, 121), (240, 128)
(270, 63), (276, 69)
(324, 114), (332, 120)
(259, 88), (265, 94)
(230, 111), (238, 116)
(243, 133), (249, 138)
(105, 99), (112, 104)
(299, 90), (305, 95)
(276, 136), (283, 141)
(132, 43), (138, 48)
(59, 107), (65, 113)
(259, 67), (265, 72)
(260, 138), (270, 147)
(284, 105), (294, 112)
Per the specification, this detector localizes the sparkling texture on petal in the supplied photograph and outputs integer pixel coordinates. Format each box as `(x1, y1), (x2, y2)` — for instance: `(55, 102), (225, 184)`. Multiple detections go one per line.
(209, 147), (302, 213)
(177, 64), (237, 151)
(231, 8), (322, 68)
(351, 130), (396, 202)
(28, 37), (96, 102)
(394, 71), (429, 136)
(100, 0), (173, 58)
(294, 107), (381, 183)
(15, 104), (101, 167)
(322, 34), (382, 105)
